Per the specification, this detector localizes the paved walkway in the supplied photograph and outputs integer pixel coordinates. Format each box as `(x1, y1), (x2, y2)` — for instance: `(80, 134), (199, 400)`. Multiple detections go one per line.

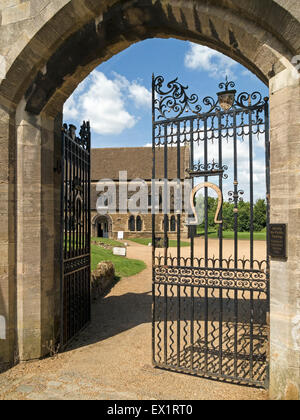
(0, 240), (268, 400)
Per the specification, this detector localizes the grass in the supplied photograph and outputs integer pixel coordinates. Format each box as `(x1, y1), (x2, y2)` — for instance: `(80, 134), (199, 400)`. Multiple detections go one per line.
(129, 238), (190, 247)
(197, 229), (267, 241)
(91, 237), (146, 278)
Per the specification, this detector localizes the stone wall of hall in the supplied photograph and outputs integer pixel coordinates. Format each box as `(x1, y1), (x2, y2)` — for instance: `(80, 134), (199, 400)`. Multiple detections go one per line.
(91, 212), (188, 240)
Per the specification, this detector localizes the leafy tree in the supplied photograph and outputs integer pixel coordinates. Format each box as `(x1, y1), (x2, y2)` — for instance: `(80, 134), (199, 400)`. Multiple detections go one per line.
(222, 201), (235, 231)
(237, 201), (250, 232)
(253, 199), (267, 232)
(197, 196), (267, 233)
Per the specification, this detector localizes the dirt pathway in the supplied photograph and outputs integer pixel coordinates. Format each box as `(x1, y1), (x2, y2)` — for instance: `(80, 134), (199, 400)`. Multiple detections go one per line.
(0, 240), (268, 400)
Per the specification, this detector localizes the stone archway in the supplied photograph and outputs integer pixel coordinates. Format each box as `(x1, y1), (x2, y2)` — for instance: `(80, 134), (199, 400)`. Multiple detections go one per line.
(0, 0), (299, 399)
(92, 215), (112, 238)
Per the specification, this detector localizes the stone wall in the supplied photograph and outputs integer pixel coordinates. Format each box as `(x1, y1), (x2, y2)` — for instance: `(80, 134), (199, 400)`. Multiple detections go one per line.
(91, 212), (188, 240)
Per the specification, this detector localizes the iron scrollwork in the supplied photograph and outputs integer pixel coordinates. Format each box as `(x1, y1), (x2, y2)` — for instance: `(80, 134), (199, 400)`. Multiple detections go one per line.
(153, 76), (202, 120)
(153, 75), (268, 121)
(228, 189), (244, 203)
(187, 160), (228, 179)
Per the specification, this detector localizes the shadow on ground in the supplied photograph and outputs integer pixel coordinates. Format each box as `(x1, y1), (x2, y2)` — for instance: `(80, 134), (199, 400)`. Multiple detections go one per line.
(65, 290), (153, 352)
(65, 288), (268, 354)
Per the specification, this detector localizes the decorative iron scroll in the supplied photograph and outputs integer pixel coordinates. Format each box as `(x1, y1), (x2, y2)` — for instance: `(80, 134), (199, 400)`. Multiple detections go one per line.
(186, 160), (228, 179)
(153, 265), (268, 292)
(154, 255), (269, 272)
(153, 75), (268, 121)
(228, 189), (244, 203)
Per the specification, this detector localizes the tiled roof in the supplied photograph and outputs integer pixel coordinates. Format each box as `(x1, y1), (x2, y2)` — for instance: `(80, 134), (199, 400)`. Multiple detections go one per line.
(91, 147), (189, 181)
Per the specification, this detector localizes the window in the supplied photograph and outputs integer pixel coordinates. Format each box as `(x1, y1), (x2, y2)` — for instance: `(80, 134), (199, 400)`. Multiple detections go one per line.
(136, 216), (142, 232)
(170, 215), (176, 232)
(129, 215), (135, 232)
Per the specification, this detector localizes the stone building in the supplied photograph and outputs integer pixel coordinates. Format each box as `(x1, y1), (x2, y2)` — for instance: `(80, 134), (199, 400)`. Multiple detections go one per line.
(91, 147), (189, 240)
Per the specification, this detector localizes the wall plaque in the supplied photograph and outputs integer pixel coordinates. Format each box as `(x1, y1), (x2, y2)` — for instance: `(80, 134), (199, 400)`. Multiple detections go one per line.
(269, 224), (287, 259)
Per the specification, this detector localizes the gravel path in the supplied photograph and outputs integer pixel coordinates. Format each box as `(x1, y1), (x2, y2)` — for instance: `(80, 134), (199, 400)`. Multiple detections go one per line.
(0, 239), (268, 400)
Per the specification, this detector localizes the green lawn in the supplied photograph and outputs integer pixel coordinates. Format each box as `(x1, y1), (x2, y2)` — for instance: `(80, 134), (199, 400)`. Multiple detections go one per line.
(197, 229), (267, 241)
(91, 237), (146, 278)
(129, 238), (190, 247)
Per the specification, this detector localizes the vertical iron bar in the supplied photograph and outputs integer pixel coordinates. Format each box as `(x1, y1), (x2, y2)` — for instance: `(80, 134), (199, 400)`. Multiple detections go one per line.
(219, 288), (223, 375)
(177, 284), (181, 368)
(205, 287), (208, 373)
(234, 288), (238, 378)
(164, 284), (168, 365)
(152, 74), (156, 269)
(164, 124), (168, 265)
(152, 75), (157, 368)
(177, 121), (181, 265)
(233, 111), (239, 269)
(190, 122), (194, 265)
(191, 286), (194, 370)
(218, 113), (223, 267)
(204, 117), (208, 265)
(250, 290), (254, 379)
(152, 276), (156, 364)
(249, 110), (254, 269)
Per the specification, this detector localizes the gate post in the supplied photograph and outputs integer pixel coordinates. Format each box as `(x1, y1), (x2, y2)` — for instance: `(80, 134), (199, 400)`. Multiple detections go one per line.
(15, 101), (62, 360)
(0, 102), (16, 370)
(269, 69), (300, 400)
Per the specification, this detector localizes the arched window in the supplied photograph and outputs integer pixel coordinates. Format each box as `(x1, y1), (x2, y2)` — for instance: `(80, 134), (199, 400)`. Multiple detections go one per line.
(129, 215), (135, 232)
(170, 215), (176, 232)
(136, 216), (142, 232)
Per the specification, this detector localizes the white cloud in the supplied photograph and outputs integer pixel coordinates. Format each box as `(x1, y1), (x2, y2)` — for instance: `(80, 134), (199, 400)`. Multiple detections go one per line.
(63, 71), (151, 135)
(128, 83), (152, 108)
(184, 43), (237, 79)
(64, 95), (79, 120)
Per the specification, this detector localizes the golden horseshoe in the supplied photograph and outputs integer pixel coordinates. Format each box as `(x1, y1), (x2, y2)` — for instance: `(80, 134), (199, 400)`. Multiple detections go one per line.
(188, 182), (223, 225)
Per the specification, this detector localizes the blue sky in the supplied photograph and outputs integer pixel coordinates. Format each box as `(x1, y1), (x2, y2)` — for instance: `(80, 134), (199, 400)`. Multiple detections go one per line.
(63, 38), (269, 200)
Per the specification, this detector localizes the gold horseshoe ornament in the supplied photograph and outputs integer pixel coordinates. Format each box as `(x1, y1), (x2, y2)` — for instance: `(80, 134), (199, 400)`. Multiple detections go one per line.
(187, 182), (223, 225)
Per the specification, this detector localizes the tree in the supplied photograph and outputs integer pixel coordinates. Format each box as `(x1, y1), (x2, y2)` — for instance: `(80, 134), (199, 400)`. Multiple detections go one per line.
(237, 201), (250, 232)
(197, 196), (267, 233)
(222, 201), (235, 231)
(253, 199), (267, 231)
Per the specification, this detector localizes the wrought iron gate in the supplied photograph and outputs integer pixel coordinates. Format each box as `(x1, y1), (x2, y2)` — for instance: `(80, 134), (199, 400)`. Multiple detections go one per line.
(61, 122), (91, 346)
(152, 76), (270, 388)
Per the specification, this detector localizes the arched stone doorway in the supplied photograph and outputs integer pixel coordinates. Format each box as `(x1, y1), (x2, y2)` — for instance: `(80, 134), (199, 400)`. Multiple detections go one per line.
(0, 0), (299, 399)
(92, 215), (112, 239)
